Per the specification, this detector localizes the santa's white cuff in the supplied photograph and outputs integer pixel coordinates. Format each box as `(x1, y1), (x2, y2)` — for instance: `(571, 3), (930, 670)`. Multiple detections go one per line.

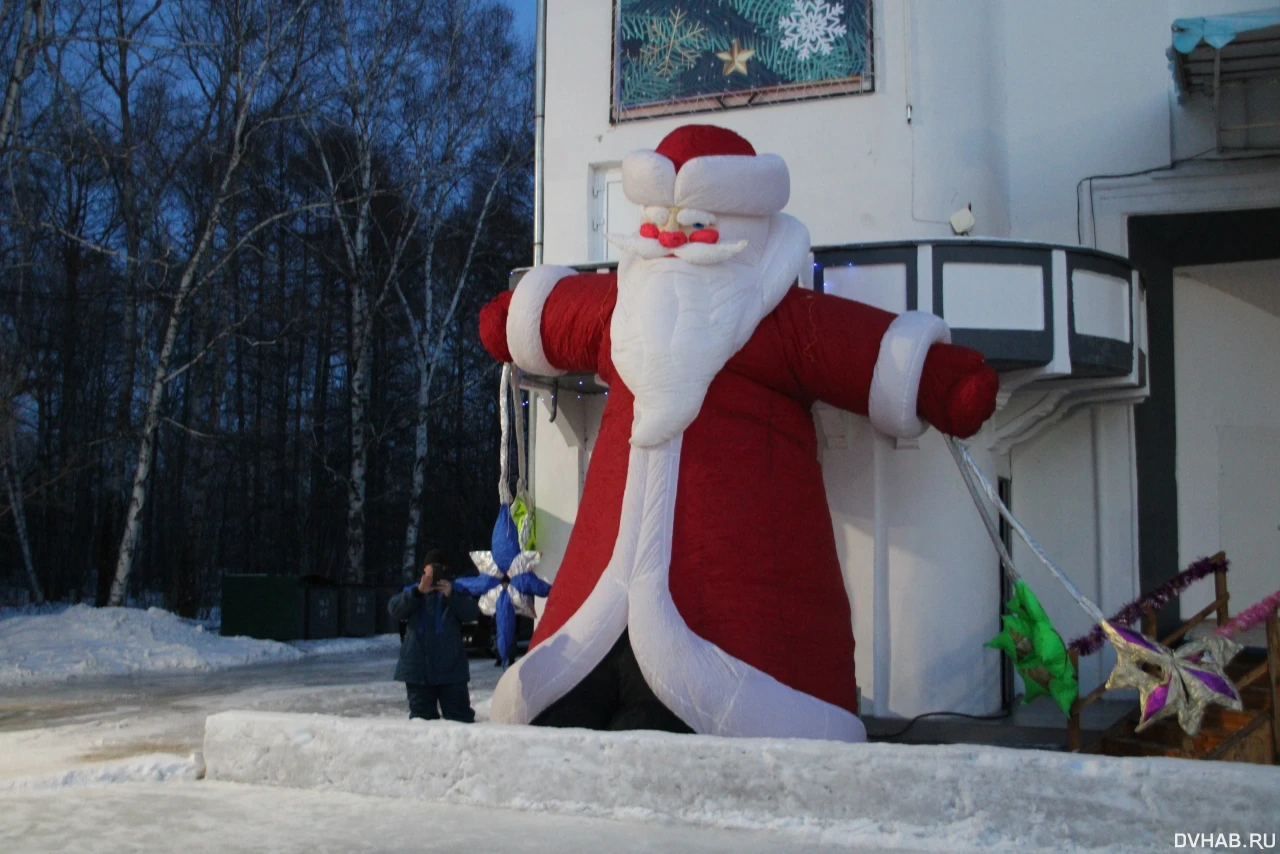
(868, 312), (951, 439)
(507, 265), (575, 377)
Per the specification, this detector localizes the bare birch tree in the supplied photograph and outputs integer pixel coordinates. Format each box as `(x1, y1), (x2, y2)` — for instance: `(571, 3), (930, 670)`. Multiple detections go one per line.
(304, 0), (479, 582)
(397, 141), (520, 576)
(0, 0), (52, 604)
(393, 2), (528, 576)
(0, 0), (525, 608)
(303, 0), (525, 580)
(0, 0), (45, 151)
(90, 0), (170, 604)
(106, 0), (317, 604)
(0, 366), (42, 603)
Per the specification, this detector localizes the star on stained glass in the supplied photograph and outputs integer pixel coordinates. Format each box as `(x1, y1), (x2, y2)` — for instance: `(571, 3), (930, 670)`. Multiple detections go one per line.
(1101, 621), (1243, 736)
(716, 38), (755, 76)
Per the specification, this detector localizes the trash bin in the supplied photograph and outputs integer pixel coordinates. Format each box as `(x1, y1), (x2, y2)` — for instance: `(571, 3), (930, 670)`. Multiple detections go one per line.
(339, 585), (376, 637)
(301, 576), (339, 639)
(221, 574), (305, 641)
(374, 585), (404, 635)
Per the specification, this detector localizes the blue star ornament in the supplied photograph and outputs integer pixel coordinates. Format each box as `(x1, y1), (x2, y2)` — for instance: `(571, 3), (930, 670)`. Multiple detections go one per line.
(467, 549), (545, 618)
(452, 504), (551, 666)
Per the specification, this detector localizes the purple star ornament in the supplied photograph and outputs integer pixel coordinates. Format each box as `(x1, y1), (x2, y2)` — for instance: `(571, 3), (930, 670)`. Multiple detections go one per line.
(1101, 621), (1243, 736)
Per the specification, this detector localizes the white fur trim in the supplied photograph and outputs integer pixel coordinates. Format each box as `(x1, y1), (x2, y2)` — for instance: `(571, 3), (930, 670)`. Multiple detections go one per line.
(491, 435), (867, 743)
(626, 438), (866, 741)
(868, 312), (951, 439)
(674, 154), (789, 216)
(622, 150), (677, 207)
(488, 439), (638, 724)
(506, 265), (575, 377)
(609, 213), (810, 448)
(754, 213), (809, 315)
(488, 564), (628, 726)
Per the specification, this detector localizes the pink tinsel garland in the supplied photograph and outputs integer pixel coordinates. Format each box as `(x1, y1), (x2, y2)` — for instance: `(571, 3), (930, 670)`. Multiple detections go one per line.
(1067, 554), (1228, 656)
(1216, 589), (1280, 639)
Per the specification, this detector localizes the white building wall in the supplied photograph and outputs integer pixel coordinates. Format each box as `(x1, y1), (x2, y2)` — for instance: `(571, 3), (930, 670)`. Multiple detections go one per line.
(1174, 269), (1280, 619)
(542, 0), (1020, 261)
(530, 0), (1277, 716)
(528, 394), (585, 586)
(999, 0), (1280, 244)
(1007, 405), (1138, 695)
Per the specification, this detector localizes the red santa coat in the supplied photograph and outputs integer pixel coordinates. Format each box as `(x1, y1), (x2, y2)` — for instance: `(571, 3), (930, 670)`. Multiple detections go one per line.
(479, 256), (968, 741)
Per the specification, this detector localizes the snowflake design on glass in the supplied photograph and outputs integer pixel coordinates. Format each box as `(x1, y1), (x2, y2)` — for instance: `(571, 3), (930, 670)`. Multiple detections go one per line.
(778, 0), (848, 61)
(640, 9), (710, 80)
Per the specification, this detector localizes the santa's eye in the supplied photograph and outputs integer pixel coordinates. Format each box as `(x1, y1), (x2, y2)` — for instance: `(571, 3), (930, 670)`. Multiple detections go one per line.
(675, 209), (716, 228)
(642, 206), (670, 225)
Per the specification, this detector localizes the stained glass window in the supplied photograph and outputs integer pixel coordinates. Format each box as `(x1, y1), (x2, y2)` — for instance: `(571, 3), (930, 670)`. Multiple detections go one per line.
(613, 0), (873, 122)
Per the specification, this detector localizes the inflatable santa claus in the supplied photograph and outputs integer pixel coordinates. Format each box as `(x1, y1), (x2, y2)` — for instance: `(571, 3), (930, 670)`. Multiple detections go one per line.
(478, 125), (998, 742)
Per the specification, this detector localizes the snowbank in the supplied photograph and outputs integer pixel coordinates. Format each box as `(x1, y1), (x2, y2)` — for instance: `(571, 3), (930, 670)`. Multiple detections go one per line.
(204, 711), (1280, 853)
(0, 752), (204, 793)
(0, 604), (397, 686)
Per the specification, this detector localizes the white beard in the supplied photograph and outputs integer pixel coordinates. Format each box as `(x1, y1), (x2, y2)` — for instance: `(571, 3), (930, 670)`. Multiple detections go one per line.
(609, 214), (810, 447)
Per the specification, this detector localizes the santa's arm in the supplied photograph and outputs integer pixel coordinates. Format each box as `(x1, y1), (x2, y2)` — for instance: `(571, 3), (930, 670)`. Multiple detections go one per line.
(762, 289), (998, 439)
(478, 267), (618, 375)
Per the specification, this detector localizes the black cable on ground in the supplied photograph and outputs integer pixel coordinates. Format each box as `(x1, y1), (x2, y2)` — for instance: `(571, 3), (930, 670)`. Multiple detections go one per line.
(868, 708), (1014, 741)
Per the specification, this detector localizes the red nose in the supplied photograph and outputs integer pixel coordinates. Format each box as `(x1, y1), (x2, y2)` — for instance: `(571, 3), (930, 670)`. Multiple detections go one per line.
(658, 230), (687, 249)
(689, 228), (719, 244)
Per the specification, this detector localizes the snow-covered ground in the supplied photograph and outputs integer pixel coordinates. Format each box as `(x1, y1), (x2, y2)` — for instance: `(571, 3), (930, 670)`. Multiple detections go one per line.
(0, 604), (398, 686)
(204, 710), (1280, 854)
(0, 645), (855, 853)
(2, 781), (856, 854)
(0, 642), (471, 789)
(1, 604), (1277, 853)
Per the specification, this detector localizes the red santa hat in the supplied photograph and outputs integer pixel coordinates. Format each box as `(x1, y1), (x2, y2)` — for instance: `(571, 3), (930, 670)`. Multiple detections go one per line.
(621, 125), (789, 216)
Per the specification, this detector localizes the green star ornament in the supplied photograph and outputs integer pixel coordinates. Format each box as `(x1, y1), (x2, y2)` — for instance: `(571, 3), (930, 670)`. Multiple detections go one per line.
(510, 496), (535, 550)
(986, 580), (1079, 715)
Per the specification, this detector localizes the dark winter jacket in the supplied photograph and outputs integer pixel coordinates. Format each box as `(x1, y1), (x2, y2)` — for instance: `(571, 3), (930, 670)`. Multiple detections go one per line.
(388, 585), (478, 685)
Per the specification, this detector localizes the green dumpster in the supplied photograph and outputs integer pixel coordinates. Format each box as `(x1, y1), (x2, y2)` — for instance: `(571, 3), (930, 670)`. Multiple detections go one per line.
(303, 579), (339, 639)
(220, 574), (305, 641)
(339, 585), (376, 637)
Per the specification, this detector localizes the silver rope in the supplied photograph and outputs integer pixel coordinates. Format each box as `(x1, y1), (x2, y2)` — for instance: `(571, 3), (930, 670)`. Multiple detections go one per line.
(945, 437), (1020, 585)
(510, 367), (528, 498)
(508, 366), (533, 550)
(498, 364), (513, 507)
(946, 436), (1106, 625)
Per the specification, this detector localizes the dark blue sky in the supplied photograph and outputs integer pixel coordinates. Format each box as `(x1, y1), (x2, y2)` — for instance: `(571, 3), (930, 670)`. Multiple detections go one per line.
(501, 0), (536, 44)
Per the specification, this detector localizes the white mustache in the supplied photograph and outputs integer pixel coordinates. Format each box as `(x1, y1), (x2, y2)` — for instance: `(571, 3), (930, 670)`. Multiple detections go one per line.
(605, 233), (748, 265)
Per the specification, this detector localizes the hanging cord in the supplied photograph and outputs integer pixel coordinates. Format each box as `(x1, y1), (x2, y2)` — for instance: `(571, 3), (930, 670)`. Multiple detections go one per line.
(497, 364), (533, 550)
(498, 364), (513, 507)
(509, 366), (528, 498)
(945, 438), (1019, 585)
(945, 437), (1106, 625)
(508, 367), (533, 550)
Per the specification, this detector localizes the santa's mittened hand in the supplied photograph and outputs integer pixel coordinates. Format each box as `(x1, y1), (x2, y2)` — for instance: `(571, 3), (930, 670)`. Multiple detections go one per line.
(916, 343), (1000, 439)
(479, 290), (515, 363)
